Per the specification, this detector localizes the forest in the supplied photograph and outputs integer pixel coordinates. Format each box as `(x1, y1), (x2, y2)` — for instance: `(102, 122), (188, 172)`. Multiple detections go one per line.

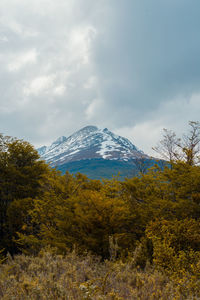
(0, 122), (200, 299)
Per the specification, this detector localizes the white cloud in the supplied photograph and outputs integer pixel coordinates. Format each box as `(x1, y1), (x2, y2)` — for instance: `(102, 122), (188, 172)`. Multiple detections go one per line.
(68, 26), (97, 66)
(0, 0), (199, 152)
(85, 98), (102, 120)
(7, 49), (38, 72)
(115, 122), (163, 157)
(23, 75), (56, 96)
(115, 93), (200, 156)
(53, 85), (66, 96)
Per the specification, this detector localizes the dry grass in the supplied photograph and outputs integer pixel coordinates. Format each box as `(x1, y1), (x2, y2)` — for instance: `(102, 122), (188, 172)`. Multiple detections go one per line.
(0, 250), (198, 300)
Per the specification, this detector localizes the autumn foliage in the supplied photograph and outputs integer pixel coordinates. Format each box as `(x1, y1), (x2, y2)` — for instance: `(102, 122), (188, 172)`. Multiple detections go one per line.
(1, 122), (200, 298)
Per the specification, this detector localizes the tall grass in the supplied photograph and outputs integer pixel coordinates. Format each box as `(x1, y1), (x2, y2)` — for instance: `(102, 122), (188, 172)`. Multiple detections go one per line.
(0, 249), (196, 299)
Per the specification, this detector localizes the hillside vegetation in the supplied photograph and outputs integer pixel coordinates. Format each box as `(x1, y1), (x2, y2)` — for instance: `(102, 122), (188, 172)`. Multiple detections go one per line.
(0, 250), (196, 299)
(0, 122), (200, 299)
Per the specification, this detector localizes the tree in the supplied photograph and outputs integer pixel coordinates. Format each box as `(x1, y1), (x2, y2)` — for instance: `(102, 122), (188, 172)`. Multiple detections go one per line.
(146, 218), (200, 278)
(0, 135), (49, 253)
(182, 121), (200, 165)
(152, 129), (181, 164)
(133, 153), (155, 176)
(153, 121), (200, 166)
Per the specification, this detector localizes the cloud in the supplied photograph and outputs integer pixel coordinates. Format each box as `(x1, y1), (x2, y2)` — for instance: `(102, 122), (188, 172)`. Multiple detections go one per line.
(23, 75), (56, 96)
(0, 0), (199, 152)
(115, 92), (200, 155)
(7, 49), (38, 72)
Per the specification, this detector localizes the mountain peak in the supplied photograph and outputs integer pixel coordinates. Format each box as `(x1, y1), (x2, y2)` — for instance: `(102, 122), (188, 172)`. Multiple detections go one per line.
(53, 136), (67, 145)
(38, 125), (148, 166)
(79, 125), (98, 132)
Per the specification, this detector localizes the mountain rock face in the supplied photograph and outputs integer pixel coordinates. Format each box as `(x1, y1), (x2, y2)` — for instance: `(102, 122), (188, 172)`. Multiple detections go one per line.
(38, 126), (148, 168)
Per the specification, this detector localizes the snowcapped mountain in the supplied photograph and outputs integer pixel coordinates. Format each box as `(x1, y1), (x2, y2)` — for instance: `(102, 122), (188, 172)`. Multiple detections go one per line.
(37, 125), (148, 167)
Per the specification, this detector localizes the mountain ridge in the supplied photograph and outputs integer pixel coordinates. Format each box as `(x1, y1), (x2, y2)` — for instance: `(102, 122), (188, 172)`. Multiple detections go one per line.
(37, 125), (148, 167)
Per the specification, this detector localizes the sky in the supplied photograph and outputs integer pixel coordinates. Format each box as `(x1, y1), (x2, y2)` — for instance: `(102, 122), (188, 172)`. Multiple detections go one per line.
(0, 0), (200, 155)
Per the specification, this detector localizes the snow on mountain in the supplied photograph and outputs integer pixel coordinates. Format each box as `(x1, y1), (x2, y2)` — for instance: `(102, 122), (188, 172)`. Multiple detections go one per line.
(37, 126), (148, 167)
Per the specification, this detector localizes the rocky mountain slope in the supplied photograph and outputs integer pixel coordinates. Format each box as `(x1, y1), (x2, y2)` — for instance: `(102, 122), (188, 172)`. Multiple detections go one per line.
(37, 126), (153, 179)
(38, 126), (148, 165)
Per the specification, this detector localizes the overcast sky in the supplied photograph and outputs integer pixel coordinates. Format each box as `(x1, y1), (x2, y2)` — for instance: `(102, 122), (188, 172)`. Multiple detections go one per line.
(0, 0), (200, 155)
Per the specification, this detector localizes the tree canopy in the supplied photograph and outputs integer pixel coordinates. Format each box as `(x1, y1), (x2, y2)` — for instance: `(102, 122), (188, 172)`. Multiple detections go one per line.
(1, 123), (200, 288)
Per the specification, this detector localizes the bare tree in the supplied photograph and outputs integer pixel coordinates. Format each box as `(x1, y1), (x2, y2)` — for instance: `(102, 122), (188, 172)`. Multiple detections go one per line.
(181, 121), (200, 166)
(133, 153), (154, 175)
(153, 121), (200, 166)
